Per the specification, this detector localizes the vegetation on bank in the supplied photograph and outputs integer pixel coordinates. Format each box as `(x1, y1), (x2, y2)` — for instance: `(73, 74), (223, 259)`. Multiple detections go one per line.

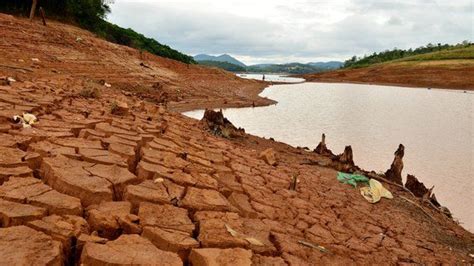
(0, 0), (195, 64)
(344, 41), (473, 68)
(197, 61), (333, 74)
(197, 60), (247, 72)
(246, 63), (328, 74)
(396, 45), (474, 62)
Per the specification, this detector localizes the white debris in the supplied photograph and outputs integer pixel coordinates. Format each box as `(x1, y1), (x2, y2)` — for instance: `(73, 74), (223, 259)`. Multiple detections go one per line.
(31, 58), (40, 62)
(12, 113), (37, 128)
(7, 77), (16, 83)
(104, 82), (112, 88)
(153, 178), (164, 184)
(23, 113), (37, 125)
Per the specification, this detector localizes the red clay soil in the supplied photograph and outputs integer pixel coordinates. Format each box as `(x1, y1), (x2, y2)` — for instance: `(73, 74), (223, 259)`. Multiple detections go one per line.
(0, 13), (272, 113)
(0, 13), (473, 265)
(300, 61), (474, 90)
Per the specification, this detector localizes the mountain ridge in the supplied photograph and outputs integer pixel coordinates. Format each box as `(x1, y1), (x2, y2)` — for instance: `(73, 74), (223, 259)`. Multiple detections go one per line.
(194, 54), (247, 67)
(194, 54), (343, 74)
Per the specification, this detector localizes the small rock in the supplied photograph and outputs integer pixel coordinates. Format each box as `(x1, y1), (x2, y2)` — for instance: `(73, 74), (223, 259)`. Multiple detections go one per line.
(111, 101), (129, 116)
(259, 148), (278, 166)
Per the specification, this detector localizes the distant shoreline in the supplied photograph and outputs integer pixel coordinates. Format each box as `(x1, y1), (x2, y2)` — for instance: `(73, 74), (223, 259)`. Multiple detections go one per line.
(297, 62), (474, 91)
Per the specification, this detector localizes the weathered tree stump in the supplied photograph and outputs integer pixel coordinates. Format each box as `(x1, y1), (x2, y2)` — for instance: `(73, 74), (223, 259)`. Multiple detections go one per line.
(39, 7), (47, 26)
(29, 0), (38, 20)
(385, 144), (405, 184)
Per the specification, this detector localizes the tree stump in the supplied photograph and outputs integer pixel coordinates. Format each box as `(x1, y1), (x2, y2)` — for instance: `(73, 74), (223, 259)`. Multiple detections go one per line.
(29, 0), (38, 20)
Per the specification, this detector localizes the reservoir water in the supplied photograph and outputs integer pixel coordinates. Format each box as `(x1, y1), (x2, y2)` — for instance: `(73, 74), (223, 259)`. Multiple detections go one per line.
(184, 82), (474, 232)
(236, 73), (305, 83)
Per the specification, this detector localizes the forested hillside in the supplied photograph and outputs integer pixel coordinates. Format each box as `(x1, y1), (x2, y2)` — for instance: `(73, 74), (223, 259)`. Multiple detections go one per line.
(197, 60), (246, 72)
(343, 41), (472, 68)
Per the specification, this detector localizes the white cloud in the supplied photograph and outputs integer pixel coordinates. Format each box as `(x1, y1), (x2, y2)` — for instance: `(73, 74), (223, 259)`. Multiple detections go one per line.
(107, 0), (473, 64)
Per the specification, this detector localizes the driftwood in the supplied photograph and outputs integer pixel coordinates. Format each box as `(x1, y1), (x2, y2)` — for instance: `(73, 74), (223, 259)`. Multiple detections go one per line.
(399, 196), (437, 223)
(0, 64), (34, 72)
(289, 174), (298, 191)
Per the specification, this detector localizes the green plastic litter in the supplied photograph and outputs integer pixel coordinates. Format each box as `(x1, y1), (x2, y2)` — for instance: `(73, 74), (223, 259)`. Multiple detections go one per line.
(337, 172), (369, 187)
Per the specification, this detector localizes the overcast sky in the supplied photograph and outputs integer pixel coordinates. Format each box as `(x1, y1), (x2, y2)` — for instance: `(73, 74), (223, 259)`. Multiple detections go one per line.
(107, 0), (473, 65)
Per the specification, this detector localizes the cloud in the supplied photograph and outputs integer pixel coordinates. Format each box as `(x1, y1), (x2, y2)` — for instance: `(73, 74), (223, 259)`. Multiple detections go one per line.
(107, 0), (473, 64)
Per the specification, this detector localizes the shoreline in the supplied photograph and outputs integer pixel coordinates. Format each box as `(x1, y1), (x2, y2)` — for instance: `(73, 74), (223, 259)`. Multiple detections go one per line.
(173, 77), (473, 113)
(298, 63), (474, 91)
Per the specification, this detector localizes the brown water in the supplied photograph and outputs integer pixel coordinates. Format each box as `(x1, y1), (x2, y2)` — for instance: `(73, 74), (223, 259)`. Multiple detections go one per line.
(185, 82), (474, 231)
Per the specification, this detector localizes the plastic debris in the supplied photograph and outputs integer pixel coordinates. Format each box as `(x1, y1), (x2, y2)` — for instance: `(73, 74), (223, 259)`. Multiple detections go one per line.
(31, 58), (40, 62)
(12, 113), (37, 128)
(153, 178), (164, 184)
(224, 224), (239, 237)
(104, 82), (111, 88)
(245, 237), (264, 246)
(337, 172), (369, 187)
(7, 77), (16, 83)
(360, 178), (393, 203)
(225, 224), (265, 247)
(76, 37), (83, 42)
(298, 240), (328, 253)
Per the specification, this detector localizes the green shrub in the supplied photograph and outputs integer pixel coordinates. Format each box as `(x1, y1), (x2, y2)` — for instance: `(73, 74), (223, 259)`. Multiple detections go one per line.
(343, 41), (473, 68)
(79, 87), (101, 98)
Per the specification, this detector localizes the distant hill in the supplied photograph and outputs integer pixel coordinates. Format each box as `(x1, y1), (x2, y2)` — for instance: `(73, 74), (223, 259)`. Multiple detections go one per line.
(246, 63), (323, 74)
(194, 54), (246, 67)
(246, 61), (343, 74)
(301, 45), (474, 90)
(343, 41), (472, 68)
(194, 53), (343, 74)
(197, 60), (246, 72)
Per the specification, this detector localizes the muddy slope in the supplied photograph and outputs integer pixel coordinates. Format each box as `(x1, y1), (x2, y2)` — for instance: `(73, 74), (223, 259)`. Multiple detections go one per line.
(0, 13), (272, 112)
(300, 61), (474, 90)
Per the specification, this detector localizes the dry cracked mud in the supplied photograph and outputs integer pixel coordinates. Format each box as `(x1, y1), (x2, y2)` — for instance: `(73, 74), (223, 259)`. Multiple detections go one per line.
(0, 13), (473, 265)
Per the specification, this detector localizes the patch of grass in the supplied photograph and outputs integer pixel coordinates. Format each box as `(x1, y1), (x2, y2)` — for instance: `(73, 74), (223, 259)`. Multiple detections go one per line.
(110, 101), (119, 114)
(396, 46), (474, 62)
(79, 87), (100, 98)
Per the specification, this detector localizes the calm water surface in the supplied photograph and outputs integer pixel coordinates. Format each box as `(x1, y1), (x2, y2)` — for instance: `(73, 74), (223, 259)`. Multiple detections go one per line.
(236, 73), (305, 83)
(185, 82), (473, 231)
